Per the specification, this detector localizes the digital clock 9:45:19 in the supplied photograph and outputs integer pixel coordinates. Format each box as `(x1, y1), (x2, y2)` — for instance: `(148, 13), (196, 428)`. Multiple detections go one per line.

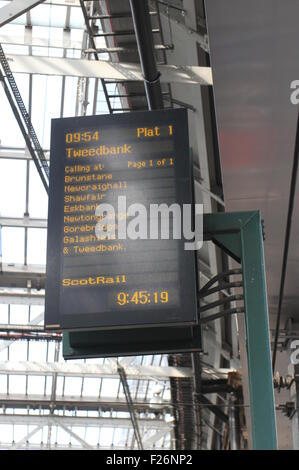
(116, 290), (169, 306)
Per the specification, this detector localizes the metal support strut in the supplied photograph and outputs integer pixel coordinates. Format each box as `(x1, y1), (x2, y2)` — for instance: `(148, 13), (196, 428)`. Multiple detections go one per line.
(0, 45), (49, 192)
(129, 0), (164, 110)
(118, 365), (144, 450)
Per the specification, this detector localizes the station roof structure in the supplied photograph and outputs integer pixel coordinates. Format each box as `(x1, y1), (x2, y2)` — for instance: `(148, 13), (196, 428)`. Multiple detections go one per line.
(0, 0), (242, 450)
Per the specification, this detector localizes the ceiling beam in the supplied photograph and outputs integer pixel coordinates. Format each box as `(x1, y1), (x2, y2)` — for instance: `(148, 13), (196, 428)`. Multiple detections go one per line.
(0, 32), (82, 51)
(0, 263), (45, 289)
(0, 413), (172, 430)
(5, 53), (213, 85)
(0, 361), (193, 379)
(10, 425), (43, 450)
(0, 147), (49, 161)
(0, 313), (43, 352)
(57, 422), (93, 450)
(0, 0), (45, 27)
(0, 442), (129, 450)
(0, 393), (171, 413)
(0, 216), (47, 228)
(0, 288), (45, 305)
(0, 0), (80, 6)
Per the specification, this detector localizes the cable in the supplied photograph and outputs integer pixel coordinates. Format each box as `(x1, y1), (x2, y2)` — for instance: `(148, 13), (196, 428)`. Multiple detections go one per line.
(199, 269), (242, 294)
(200, 294), (244, 313)
(272, 109), (299, 372)
(199, 307), (244, 324)
(199, 281), (243, 298)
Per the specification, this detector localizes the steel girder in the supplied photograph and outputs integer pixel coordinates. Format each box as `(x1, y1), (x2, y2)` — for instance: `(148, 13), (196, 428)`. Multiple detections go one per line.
(0, 0), (45, 27)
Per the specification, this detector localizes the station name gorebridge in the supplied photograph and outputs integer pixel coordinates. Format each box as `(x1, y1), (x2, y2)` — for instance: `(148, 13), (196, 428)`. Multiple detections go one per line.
(45, 109), (199, 331)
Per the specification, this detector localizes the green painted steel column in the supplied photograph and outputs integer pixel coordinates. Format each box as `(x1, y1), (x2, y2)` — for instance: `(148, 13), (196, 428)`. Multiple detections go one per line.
(240, 212), (277, 449)
(203, 211), (277, 449)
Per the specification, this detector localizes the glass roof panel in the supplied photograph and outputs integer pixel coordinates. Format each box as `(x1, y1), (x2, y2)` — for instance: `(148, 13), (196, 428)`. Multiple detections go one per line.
(29, 305), (45, 323)
(0, 305), (9, 324)
(85, 427), (100, 446)
(0, 23), (25, 38)
(0, 426), (13, 444)
(69, 6), (85, 29)
(1, 227), (25, 263)
(9, 374), (26, 393)
(28, 161), (48, 218)
(81, 378), (101, 397)
(0, 88), (26, 148)
(2, 43), (28, 54)
(63, 376), (82, 395)
(9, 304), (29, 325)
(30, 4), (64, 29)
(31, 75), (62, 148)
(28, 341), (48, 360)
(56, 426), (71, 445)
(27, 376), (47, 395)
(63, 76), (78, 117)
(45, 376), (53, 395)
(0, 374), (7, 392)
(70, 28), (84, 43)
(0, 160), (26, 216)
(100, 378), (119, 398)
(27, 228), (47, 264)
(29, 429), (43, 445)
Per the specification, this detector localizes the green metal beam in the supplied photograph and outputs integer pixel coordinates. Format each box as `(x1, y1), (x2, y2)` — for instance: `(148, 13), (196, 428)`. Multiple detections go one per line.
(204, 211), (277, 449)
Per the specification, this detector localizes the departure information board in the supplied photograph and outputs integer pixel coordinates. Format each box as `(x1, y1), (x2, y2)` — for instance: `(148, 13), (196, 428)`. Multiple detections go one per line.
(45, 109), (198, 330)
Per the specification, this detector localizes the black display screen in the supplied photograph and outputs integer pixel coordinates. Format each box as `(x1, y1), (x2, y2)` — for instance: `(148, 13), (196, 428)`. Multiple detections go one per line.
(45, 109), (198, 330)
